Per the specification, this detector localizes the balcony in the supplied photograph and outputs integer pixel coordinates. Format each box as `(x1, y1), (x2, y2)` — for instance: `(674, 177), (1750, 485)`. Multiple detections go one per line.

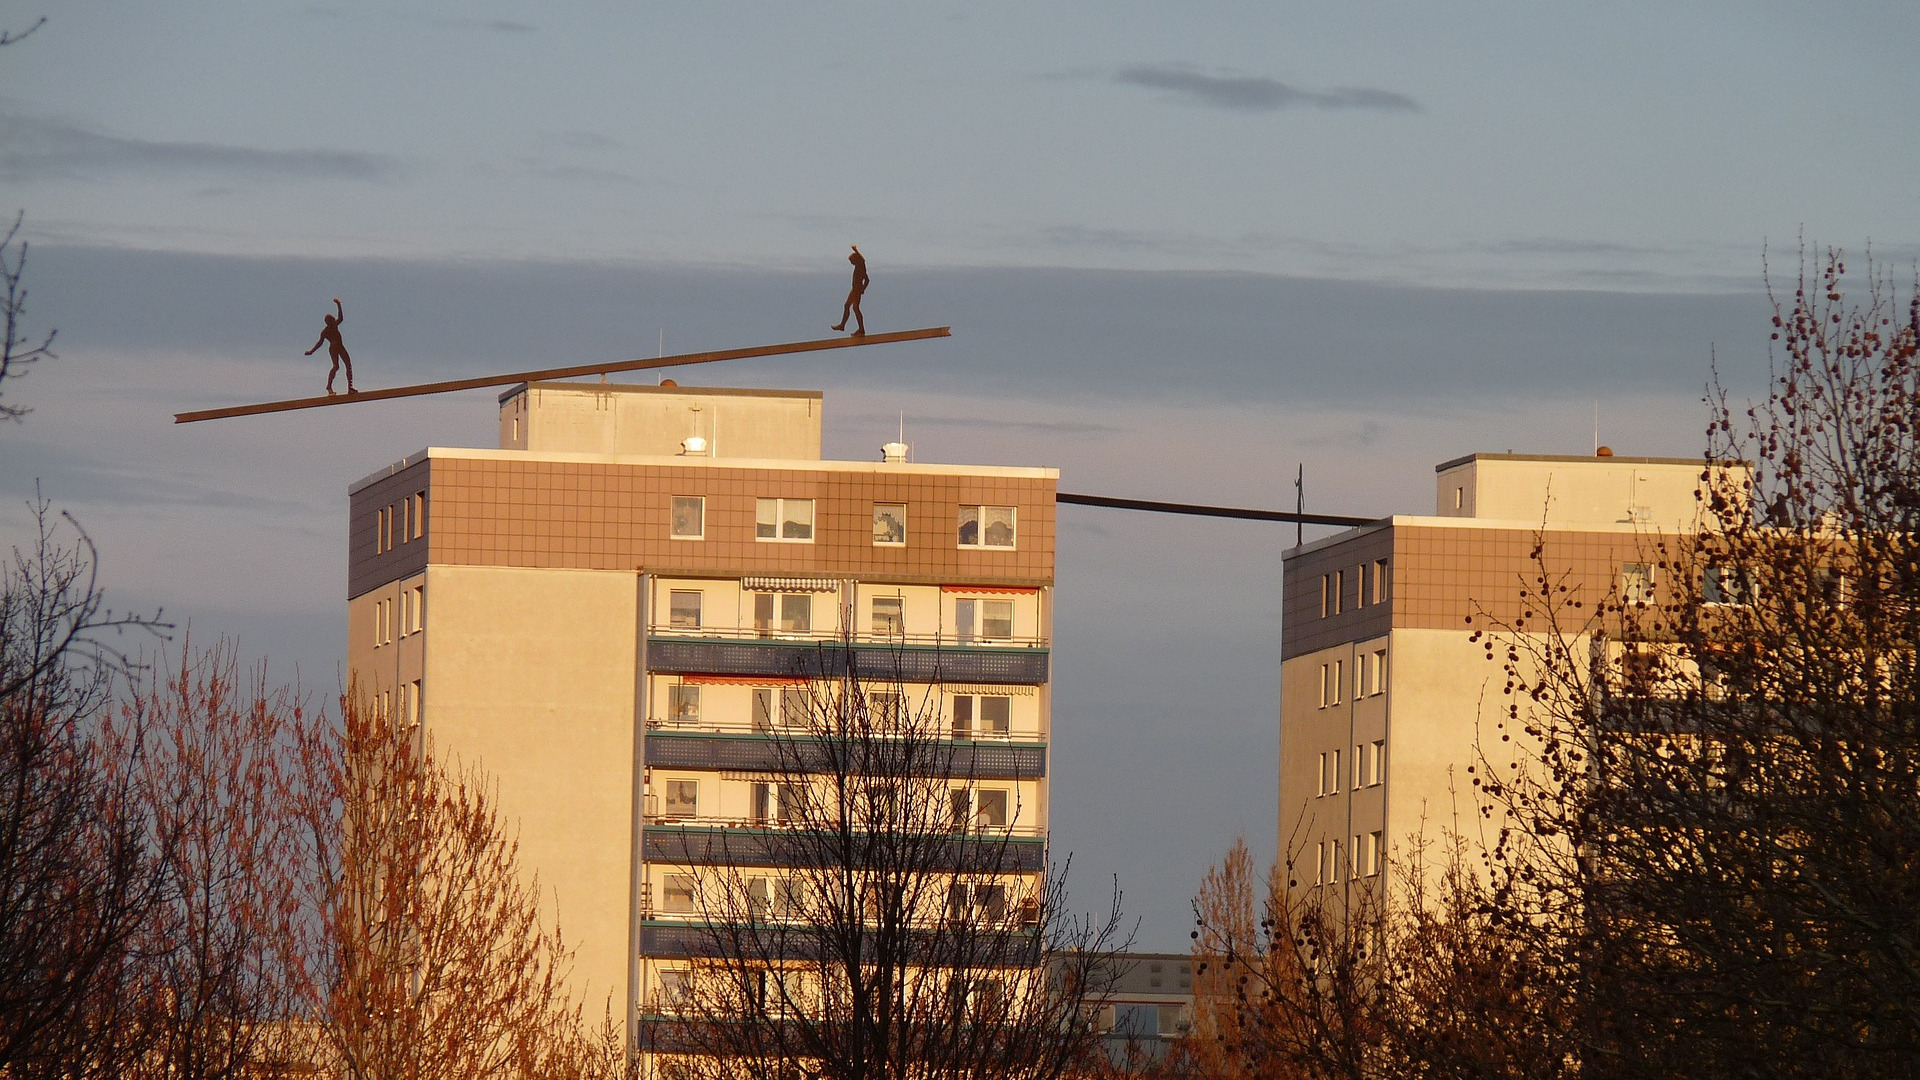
(641, 821), (1047, 872)
(646, 629), (1049, 686)
(636, 920), (1043, 964)
(644, 730), (1046, 780)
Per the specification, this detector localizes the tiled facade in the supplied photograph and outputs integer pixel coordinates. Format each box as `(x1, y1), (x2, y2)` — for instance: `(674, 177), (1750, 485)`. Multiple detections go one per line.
(344, 383), (1058, 1060)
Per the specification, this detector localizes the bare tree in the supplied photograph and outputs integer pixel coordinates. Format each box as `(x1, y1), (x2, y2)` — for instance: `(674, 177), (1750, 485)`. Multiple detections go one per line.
(0, 499), (169, 1078)
(292, 692), (608, 1080)
(0, 211), (54, 422)
(1470, 246), (1920, 1079)
(647, 652), (1128, 1080)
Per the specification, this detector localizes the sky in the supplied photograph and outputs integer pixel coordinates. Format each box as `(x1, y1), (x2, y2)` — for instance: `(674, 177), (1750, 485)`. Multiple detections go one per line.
(4, 1), (1918, 948)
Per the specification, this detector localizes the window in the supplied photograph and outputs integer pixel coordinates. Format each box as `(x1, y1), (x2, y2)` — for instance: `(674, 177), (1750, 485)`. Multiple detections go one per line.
(1358, 562), (1372, 606)
(1622, 563), (1656, 606)
(413, 491), (426, 540)
(1320, 574), (1333, 618)
(663, 779), (698, 819)
(402, 583), (424, 635)
(1318, 663), (1329, 707)
(752, 781), (807, 823)
(1355, 740), (1385, 788)
(953, 695), (1011, 738)
(957, 505), (1016, 549)
(1373, 559), (1389, 604)
(375, 506), (390, 554)
(1363, 831), (1384, 877)
(1373, 649), (1388, 695)
(667, 684), (701, 724)
(1358, 652), (1373, 697)
(1334, 569), (1347, 615)
(1331, 659), (1344, 705)
(872, 596), (904, 637)
(872, 503), (906, 546)
(662, 874), (697, 914)
(753, 593), (813, 635)
(374, 598), (391, 647)
(401, 680), (422, 725)
(658, 970), (692, 1010)
(755, 498), (814, 542)
(753, 687), (809, 730)
(669, 590), (703, 629)
(947, 882), (1008, 924)
(870, 691), (905, 725)
(1703, 565), (1752, 606)
(950, 976), (1005, 1025)
(1372, 740), (1386, 785)
(1318, 749), (1341, 796)
(951, 787), (1011, 831)
(671, 496), (705, 540)
(954, 598), (1013, 643)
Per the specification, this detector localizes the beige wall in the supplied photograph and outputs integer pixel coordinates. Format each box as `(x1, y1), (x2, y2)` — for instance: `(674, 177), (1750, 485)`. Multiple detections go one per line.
(1433, 453), (1741, 532)
(499, 384), (825, 460)
(417, 564), (642, 1013)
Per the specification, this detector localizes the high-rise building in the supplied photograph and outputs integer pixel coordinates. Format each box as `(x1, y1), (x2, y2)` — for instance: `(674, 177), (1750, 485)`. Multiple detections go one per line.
(346, 381), (1057, 1046)
(1278, 451), (1742, 895)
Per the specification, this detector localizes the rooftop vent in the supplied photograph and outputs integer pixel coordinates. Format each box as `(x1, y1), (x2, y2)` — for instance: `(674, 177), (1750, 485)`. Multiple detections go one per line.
(881, 441), (909, 463)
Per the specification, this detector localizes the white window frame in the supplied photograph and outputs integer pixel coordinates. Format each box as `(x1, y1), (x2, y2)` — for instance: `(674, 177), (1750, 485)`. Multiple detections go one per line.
(669, 589), (704, 630)
(873, 503), (907, 546)
(954, 597), (1014, 643)
(755, 498), (815, 543)
(957, 505), (1016, 550)
(667, 683), (701, 724)
(872, 595), (905, 637)
(662, 778), (699, 819)
(1622, 563), (1656, 606)
(952, 694), (1012, 738)
(671, 496), (706, 540)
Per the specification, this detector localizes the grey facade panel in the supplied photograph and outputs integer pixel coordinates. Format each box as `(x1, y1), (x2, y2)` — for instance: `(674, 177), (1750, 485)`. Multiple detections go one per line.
(642, 825), (1047, 873)
(647, 638), (1049, 684)
(644, 732), (1047, 779)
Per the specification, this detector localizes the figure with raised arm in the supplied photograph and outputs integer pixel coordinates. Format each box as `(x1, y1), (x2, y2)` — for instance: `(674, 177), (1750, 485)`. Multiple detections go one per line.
(306, 297), (355, 394)
(831, 245), (868, 336)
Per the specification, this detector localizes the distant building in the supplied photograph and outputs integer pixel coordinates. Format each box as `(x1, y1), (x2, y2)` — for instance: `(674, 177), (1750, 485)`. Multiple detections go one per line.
(346, 381), (1057, 1052)
(1076, 951), (1194, 1065)
(1278, 451), (1745, 897)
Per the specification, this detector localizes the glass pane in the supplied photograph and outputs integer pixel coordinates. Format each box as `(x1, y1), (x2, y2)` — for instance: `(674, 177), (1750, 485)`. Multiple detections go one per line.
(665, 780), (697, 817)
(753, 689), (774, 731)
(952, 696), (973, 738)
(668, 685), (700, 723)
(754, 593), (774, 632)
(949, 790), (971, 831)
(671, 496), (704, 538)
(982, 506), (1015, 548)
(669, 590), (702, 629)
(955, 599), (975, 643)
(976, 789), (1009, 828)
(664, 875), (697, 913)
(781, 594), (812, 633)
(873, 503), (906, 545)
(873, 596), (903, 636)
(782, 687), (809, 727)
(957, 506), (980, 546)
(980, 696), (1010, 734)
(982, 600), (1013, 639)
(979, 884), (1007, 923)
(756, 498), (778, 539)
(782, 499), (814, 540)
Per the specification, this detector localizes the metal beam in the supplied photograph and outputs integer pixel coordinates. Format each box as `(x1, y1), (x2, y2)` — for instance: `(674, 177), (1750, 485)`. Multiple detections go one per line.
(173, 326), (952, 424)
(1057, 491), (1376, 528)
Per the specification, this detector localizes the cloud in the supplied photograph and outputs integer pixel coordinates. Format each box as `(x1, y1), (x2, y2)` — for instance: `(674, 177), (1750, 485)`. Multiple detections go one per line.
(0, 114), (399, 183)
(1115, 64), (1418, 113)
(429, 16), (537, 34)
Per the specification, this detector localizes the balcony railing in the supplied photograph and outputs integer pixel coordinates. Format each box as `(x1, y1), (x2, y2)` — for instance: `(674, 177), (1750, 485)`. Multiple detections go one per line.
(652, 625), (1048, 650)
(644, 731), (1046, 779)
(647, 635), (1049, 686)
(637, 920), (1043, 964)
(641, 822), (1047, 872)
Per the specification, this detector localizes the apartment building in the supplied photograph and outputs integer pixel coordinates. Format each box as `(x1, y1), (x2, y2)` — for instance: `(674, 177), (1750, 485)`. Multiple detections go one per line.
(346, 381), (1057, 1048)
(1278, 450), (1742, 898)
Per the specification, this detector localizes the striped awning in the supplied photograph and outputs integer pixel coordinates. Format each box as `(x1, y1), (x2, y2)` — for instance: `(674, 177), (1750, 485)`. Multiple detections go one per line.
(742, 576), (841, 593)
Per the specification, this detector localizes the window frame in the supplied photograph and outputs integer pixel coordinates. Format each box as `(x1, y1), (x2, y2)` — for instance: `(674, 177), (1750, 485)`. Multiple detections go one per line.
(755, 497), (816, 543)
(671, 496), (706, 540)
(872, 503), (907, 546)
(957, 504), (1017, 550)
(669, 589), (704, 630)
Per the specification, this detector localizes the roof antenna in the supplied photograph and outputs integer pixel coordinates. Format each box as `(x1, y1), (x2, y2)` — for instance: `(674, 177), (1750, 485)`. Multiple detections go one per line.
(1593, 401), (1599, 456)
(1294, 463), (1304, 548)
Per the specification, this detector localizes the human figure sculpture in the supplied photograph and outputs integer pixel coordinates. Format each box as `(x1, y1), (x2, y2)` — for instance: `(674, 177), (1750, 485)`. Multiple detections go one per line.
(831, 245), (868, 336)
(306, 297), (355, 394)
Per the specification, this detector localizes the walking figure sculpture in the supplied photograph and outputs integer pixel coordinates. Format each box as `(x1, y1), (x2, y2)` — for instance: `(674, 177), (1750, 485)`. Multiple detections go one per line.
(831, 245), (868, 336)
(306, 297), (355, 394)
